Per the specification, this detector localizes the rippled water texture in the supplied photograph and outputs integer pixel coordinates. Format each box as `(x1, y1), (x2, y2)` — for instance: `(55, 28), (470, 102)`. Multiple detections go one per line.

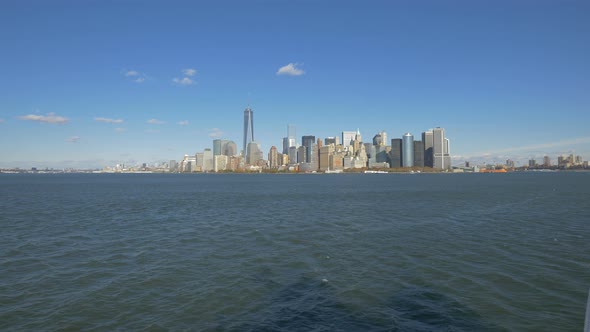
(1, 173), (589, 331)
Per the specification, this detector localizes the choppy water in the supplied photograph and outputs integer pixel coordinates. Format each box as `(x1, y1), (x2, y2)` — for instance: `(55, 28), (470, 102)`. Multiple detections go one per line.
(1, 172), (589, 331)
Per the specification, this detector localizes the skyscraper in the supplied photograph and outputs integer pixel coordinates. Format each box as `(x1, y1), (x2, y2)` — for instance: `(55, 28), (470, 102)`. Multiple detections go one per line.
(223, 141), (237, 156)
(324, 137), (337, 146)
(413, 141), (424, 167)
(390, 139), (402, 168)
(243, 107), (254, 158)
(422, 130), (433, 167)
(282, 137), (290, 154)
(288, 146), (297, 165)
(297, 146), (307, 164)
(341, 131), (356, 147)
(433, 127), (450, 170)
(283, 124), (297, 154)
(302, 135), (316, 162)
(246, 142), (262, 165)
(402, 133), (414, 167)
(268, 146), (279, 169)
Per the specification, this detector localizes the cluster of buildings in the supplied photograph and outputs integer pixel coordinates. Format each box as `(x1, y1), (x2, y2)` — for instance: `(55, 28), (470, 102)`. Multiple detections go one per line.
(172, 107), (452, 173)
(528, 154), (586, 169)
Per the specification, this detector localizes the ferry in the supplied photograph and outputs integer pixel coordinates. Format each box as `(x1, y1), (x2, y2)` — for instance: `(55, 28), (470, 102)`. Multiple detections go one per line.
(364, 170), (388, 174)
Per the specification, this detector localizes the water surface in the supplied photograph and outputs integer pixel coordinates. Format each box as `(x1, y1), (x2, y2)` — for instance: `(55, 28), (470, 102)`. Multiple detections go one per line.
(1, 173), (588, 331)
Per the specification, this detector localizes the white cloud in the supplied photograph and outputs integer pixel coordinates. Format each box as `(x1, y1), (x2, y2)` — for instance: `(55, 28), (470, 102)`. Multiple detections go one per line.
(18, 112), (69, 125)
(177, 120), (189, 125)
(208, 128), (224, 138)
(172, 77), (193, 85)
(276, 63), (305, 76)
(147, 119), (165, 125)
(95, 117), (124, 124)
(123, 70), (146, 83)
(66, 136), (80, 143)
(115, 127), (127, 133)
(182, 68), (197, 77)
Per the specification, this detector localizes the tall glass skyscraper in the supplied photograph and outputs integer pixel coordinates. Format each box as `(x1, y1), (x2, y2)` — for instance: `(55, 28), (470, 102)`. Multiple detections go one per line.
(433, 127), (450, 170)
(422, 130), (434, 167)
(402, 133), (414, 167)
(243, 107), (254, 158)
(390, 139), (402, 168)
(301, 135), (316, 162)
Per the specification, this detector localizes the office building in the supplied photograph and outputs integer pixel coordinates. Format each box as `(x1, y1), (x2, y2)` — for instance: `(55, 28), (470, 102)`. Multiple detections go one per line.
(282, 137), (289, 154)
(543, 156), (551, 167)
(433, 127), (450, 170)
(325, 137), (337, 146)
(372, 131), (387, 147)
(413, 140), (424, 167)
(288, 146), (297, 165)
(223, 141), (237, 156)
(422, 130), (434, 167)
(402, 133), (414, 167)
(375, 145), (389, 163)
(195, 152), (204, 171)
(268, 146), (279, 169)
(243, 107), (254, 158)
(390, 139), (402, 168)
(213, 139), (224, 156)
(342, 131), (356, 147)
(310, 144), (319, 170)
(214, 155), (228, 172)
(246, 142), (262, 165)
(203, 149), (214, 172)
(297, 146), (307, 164)
(319, 145), (333, 171)
(302, 135), (316, 162)
(169, 160), (178, 172)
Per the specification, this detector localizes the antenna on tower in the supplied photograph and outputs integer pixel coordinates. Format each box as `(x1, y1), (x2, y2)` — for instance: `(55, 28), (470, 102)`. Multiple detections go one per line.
(247, 92), (251, 108)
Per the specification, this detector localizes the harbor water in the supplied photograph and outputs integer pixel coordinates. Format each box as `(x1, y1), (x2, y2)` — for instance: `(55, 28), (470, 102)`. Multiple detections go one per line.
(1, 172), (589, 331)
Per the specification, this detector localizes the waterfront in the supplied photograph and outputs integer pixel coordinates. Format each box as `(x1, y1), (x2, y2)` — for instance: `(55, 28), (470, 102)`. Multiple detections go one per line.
(1, 173), (589, 330)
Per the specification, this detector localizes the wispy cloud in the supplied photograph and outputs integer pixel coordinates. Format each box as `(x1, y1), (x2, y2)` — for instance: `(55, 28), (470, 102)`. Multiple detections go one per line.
(208, 128), (224, 138)
(177, 120), (189, 126)
(115, 127), (126, 133)
(277, 63), (305, 76)
(18, 112), (69, 125)
(172, 77), (193, 86)
(145, 129), (160, 134)
(0, 118), (5, 124)
(66, 136), (80, 143)
(182, 68), (197, 77)
(147, 119), (165, 125)
(123, 70), (147, 83)
(95, 117), (124, 124)
(173, 68), (197, 86)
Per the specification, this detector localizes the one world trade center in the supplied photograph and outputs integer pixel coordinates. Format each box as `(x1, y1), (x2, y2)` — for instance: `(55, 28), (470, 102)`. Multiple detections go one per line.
(243, 107), (254, 157)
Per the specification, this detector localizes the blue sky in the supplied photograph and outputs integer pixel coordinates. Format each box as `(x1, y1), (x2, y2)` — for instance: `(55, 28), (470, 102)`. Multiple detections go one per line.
(1, 0), (589, 168)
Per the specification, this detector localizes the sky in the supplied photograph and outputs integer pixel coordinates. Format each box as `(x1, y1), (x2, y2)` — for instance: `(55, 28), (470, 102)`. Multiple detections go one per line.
(1, 0), (589, 169)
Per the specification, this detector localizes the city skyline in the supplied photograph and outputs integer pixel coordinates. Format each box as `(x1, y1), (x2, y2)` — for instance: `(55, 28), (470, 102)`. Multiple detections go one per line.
(1, 1), (589, 169)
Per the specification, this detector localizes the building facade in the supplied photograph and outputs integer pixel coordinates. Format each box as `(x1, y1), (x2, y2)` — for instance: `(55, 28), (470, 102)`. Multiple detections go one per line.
(402, 133), (414, 167)
(243, 107), (254, 158)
